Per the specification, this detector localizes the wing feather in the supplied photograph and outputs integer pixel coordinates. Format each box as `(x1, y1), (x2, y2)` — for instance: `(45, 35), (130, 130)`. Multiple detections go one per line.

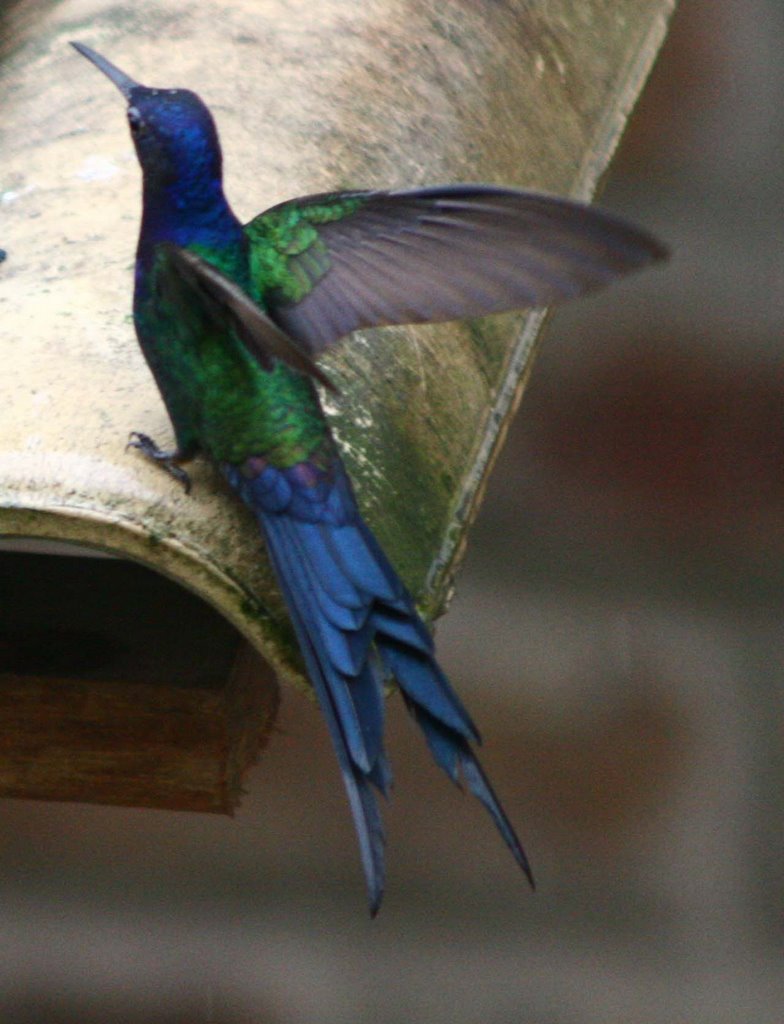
(244, 184), (667, 354)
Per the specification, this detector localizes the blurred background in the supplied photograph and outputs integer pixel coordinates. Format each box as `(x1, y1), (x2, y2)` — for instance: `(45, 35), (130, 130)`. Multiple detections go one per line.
(2, 0), (783, 1021)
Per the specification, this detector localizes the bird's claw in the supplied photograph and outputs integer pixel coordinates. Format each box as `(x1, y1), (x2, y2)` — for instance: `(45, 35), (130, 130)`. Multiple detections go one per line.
(127, 431), (192, 493)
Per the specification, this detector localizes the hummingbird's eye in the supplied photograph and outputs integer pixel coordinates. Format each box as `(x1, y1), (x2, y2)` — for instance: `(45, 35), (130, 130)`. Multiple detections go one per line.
(127, 106), (144, 133)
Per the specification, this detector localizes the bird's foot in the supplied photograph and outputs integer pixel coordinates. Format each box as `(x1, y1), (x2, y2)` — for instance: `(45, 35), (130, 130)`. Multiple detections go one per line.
(127, 432), (192, 493)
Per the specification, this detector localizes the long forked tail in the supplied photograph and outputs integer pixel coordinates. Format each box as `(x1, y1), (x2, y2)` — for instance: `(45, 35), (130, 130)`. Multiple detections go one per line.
(224, 455), (533, 912)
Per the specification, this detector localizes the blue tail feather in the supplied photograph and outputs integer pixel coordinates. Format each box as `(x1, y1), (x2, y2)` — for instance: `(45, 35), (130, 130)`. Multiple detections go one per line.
(350, 660), (387, 781)
(311, 572), (367, 631)
(290, 527), (366, 631)
(264, 514), (376, 774)
(405, 697), (535, 888)
(266, 517), (353, 677)
(371, 606), (433, 654)
(325, 524), (402, 603)
(259, 513), (386, 912)
(297, 521), (365, 608)
(378, 640), (480, 742)
(224, 456), (532, 912)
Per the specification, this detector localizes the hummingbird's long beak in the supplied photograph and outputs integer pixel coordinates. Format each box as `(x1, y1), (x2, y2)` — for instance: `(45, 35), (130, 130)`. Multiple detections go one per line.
(70, 42), (140, 100)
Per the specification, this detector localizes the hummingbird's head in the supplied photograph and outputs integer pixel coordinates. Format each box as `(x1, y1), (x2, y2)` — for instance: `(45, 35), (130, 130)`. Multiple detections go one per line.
(125, 87), (222, 187)
(71, 42), (222, 189)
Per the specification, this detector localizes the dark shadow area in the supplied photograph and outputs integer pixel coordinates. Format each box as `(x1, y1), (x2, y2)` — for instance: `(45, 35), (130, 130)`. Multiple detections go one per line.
(0, 550), (240, 688)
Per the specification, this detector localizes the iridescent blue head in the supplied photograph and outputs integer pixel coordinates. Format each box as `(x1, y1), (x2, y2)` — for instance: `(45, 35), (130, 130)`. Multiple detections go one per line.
(71, 42), (222, 195)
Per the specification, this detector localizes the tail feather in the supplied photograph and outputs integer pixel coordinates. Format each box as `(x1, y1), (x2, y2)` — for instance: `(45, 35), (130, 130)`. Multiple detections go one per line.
(225, 456), (532, 912)
(405, 697), (535, 889)
(297, 521), (365, 608)
(291, 526), (366, 631)
(261, 512), (388, 912)
(377, 639), (480, 742)
(324, 520), (407, 607)
(281, 517), (378, 677)
(265, 514), (380, 774)
(311, 572), (367, 631)
(371, 606), (433, 654)
(350, 660), (387, 779)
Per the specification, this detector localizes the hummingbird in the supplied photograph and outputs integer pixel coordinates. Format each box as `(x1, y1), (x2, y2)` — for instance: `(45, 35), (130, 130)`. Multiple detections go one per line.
(72, 41), (666, 914)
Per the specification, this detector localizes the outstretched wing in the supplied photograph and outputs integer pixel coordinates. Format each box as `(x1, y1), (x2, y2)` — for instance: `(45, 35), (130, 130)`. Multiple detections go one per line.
(244, 184), (667, 354)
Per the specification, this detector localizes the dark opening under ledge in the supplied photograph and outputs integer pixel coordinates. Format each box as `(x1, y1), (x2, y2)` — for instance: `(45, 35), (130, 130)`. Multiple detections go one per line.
(0, 545), (280, 813)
